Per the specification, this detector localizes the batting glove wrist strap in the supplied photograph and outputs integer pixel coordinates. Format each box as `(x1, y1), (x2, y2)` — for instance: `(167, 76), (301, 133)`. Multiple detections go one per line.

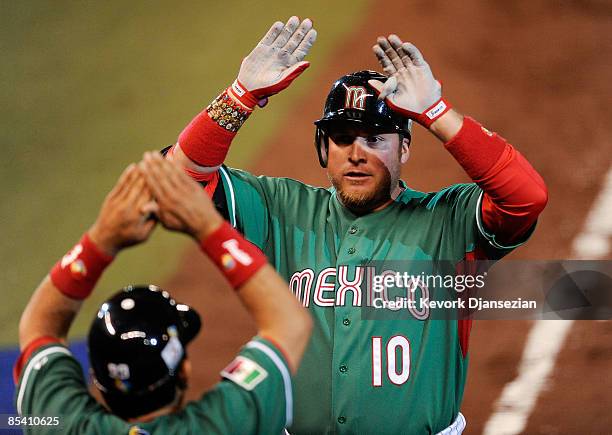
(50, 233), (114, 300)
(227, 80), (262, 110)
(386, 95), (452, 129)
(200, 221), (267, 289)
(418, 96), (453, 128)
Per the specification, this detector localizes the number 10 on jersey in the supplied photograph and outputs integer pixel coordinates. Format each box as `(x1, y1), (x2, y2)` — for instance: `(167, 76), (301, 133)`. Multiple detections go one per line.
(372, 336), (411, 387)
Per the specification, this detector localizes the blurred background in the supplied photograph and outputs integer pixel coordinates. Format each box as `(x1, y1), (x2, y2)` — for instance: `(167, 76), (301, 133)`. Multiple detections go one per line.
(2, 1), (611, 433)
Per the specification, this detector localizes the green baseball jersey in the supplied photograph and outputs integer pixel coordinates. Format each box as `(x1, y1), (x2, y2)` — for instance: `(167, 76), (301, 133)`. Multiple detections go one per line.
(216, 166), (525, 434)
(14, 336), (292, 434)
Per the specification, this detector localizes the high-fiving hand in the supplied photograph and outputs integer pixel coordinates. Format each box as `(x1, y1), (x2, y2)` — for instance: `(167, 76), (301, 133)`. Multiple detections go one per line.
(88, 152), (227, 257)
(139, 152), (224, 241)
(88, 164), (158, 255)
(369, 35), (451, 128)
(236, 17), (317, 104)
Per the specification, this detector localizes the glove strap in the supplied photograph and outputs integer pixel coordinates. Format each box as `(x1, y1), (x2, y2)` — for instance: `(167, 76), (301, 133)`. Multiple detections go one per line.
(388, 96), (452, 129)
(227, 79), (260, 110)
(419, 97), (453, 128)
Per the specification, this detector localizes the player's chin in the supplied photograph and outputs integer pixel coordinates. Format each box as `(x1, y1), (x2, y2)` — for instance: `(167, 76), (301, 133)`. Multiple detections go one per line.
(338, 183), (371, 200)
(337, 184), (378, 207)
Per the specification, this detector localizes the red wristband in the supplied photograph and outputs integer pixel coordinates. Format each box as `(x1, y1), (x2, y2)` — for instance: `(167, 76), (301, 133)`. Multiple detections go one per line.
(178, 82), (256, 167)
(200, 222), (267, 289)
(50, 233), (114, 300)
(166, 145), (221, 192)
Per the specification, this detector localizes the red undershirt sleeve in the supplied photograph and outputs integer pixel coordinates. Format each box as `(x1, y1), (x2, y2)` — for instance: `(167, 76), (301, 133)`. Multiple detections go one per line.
(444, 116), (548, 248)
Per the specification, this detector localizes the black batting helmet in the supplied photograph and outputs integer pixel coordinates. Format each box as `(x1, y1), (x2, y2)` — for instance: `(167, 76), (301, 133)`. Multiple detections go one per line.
(88, 285), (201, 419)
(314, 70), (412, 167)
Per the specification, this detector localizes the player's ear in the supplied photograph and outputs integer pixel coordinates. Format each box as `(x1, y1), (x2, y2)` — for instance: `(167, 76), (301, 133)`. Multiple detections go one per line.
(179, 358), (192, 387)
(400, 137), (410, 164)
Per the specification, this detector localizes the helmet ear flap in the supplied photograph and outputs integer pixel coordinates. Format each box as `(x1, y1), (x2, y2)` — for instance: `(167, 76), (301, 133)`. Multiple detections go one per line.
(315, 127), (329, 168)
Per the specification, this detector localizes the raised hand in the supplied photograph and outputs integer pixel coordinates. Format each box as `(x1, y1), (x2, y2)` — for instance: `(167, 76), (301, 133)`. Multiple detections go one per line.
(235, 17), (317, 104)
(369, 35), (450, 128)
(88, 164), (158, 255)
(139, 151), (224, 240)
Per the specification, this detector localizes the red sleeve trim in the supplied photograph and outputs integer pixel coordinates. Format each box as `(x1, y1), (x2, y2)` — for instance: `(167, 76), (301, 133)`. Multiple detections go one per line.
(260, 335), (292, 371)
(14, 336), (62, 384)
(457, 319), (472, 359)
(202, 171), (220, 197)
(456, 248), (489, 357)
(166, 144), (220, 196)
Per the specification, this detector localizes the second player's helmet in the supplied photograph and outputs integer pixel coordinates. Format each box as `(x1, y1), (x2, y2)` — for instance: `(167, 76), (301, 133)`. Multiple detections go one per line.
(88, 285), (201, 419)
(314, 70), (412, 167)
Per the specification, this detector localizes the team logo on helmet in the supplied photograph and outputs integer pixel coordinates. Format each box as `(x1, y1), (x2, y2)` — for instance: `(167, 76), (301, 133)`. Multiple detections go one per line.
(108, 362), (131, 392)
(343, 85), (372, 111)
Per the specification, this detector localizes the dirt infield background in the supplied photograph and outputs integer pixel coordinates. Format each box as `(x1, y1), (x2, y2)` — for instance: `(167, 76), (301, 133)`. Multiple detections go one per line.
(3, 0), (610, 432)
(167, 1), (612, 433)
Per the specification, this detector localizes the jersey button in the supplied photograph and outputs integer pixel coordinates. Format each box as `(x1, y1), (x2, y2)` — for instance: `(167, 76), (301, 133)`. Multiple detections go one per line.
(347, 247), (356, 254)
(349, 226), (357, 234)
(339, 364), (348, 373)
(343, 318), (351, 326)
(338, 416), (346, 424)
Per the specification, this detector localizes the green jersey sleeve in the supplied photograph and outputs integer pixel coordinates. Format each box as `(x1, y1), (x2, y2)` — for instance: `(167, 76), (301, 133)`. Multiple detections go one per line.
(141, 336), (293, 435)
(425, 183), (533, 259)
(14, 343), (131, 434)
(221, 336), (293, 430)
(218, 166), (271, 249)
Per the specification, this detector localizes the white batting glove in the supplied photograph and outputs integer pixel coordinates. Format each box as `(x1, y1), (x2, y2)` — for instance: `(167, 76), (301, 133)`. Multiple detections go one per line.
(368, 35), (451, 128)
(230, 17), (317, 109)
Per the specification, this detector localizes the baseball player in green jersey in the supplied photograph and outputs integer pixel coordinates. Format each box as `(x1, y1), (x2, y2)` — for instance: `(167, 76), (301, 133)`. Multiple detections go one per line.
(14, 155), (312, 434)
(168, 19), (548, 434)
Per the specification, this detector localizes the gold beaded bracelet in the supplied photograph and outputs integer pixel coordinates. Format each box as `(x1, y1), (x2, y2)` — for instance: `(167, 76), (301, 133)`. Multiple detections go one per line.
(206, 91), (252, 133)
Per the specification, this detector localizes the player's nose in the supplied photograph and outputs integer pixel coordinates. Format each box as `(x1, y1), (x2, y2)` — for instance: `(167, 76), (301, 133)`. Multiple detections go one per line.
(348, 139), (367, 164)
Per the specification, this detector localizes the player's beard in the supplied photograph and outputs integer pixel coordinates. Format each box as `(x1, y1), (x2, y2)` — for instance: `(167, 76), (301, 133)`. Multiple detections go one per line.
(330, 167), (393, 215)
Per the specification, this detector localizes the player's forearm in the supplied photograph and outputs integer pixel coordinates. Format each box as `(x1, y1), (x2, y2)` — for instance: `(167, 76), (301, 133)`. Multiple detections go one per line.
(19, 232), (114, 350)
(18, 276), (82, 350)
(237, 265), (313, 373)
(175, 86), (254, 172)
(429, 109), (465, 142)
(442, 115), (548, 244)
